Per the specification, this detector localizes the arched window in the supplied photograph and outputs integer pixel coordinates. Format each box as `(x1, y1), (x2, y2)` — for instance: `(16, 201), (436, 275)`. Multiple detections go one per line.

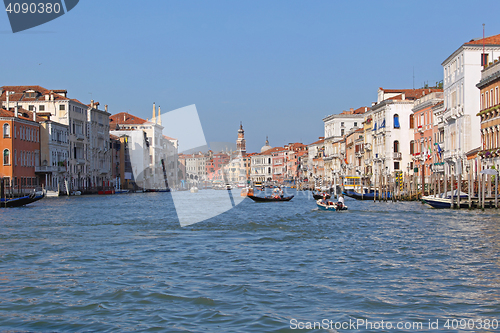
(410, 140), (414, 155)
(409, 114), (414, 129)
(394, 140), (400, 153)
(3, 149), (10, 165)
(394, 114), (400, 128)
(3, 123), (10, 137)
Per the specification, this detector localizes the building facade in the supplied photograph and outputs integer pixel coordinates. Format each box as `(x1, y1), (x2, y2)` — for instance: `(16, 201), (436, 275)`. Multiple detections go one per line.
(477, 56), (500, 168)
(441, 33), (500, 175)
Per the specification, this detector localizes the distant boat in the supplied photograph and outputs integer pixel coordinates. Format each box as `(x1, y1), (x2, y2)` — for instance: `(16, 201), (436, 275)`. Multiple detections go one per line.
(190, 187), (199, 193)
(247, 195), (294, 202)
(1, 193), (45, 208)
(45, 190), (60, 197)
(97, 190), (113, 195)
(313, 192), (331, 200)
(145, 189), (171, 193)
(344, 189), (391, 201)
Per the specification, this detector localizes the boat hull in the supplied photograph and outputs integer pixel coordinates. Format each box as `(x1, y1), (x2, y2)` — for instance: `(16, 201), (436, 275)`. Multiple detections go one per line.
(1, 194), (44, 208)
(344, 190), (391, 200)
(316, 199), (347, 211)
(421, 196), (475, 209)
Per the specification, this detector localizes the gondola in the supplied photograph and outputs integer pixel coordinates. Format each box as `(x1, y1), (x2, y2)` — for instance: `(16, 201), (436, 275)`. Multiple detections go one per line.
(247, 195), (294, 202)
(316, 199), (348, 211)
(313, 192), (331, 200)
(1, 193), (45, 208)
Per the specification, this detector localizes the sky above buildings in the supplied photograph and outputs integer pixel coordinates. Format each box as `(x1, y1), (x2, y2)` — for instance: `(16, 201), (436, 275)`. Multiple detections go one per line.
(1, 0), (500, 152)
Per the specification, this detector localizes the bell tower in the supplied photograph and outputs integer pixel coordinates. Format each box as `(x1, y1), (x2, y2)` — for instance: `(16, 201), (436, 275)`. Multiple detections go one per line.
(236, 122), (246, 156)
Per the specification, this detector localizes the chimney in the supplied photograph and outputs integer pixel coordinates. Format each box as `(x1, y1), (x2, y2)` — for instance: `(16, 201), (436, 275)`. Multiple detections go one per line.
(105, 104), (108, 113)
(6, 92), (9, 110)
(14, 103), (19, 117)
(402, 93), (406, 100)
(91, 99), (94, 108)
(50, 93), (54, 101)
(33, 109), (36, 121)
(350, 108), (354, 112)
(372, 102), (376, 107)
(45, 94), (50, 101)
(365, 107), (368, 112)
(123, 114), (126, 122)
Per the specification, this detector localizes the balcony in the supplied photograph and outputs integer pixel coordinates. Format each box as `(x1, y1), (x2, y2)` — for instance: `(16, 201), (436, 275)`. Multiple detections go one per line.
(364, 158), (372, 165)
(417, 125), (424, 133)
(76, 158), (86, 165)
(393, 152), (402, 160)
(433, 163), (445, 173)
(35, 165), (58, 173)
(99, 168), (109, 175)
(75, 133), (85, 141)
(364, 143), (372, 151)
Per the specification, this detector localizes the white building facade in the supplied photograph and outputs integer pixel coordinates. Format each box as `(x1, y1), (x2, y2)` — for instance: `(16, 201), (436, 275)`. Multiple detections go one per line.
(441, 34), (500, 175)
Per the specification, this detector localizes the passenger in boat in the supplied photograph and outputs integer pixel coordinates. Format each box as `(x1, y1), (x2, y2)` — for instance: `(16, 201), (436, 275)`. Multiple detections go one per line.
(337, 194), (344, 210)
(320, 193), (328, 205)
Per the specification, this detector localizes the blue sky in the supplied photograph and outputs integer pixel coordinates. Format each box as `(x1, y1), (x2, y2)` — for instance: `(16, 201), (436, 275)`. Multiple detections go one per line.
(1, 0), (500, 152)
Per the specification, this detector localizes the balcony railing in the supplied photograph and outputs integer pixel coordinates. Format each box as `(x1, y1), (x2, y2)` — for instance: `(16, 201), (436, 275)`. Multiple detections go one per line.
(364, 143), (372, 151)
(35, 165), (58, 173)
(75, 133), (85, 141)
(393, 152), (402, 160)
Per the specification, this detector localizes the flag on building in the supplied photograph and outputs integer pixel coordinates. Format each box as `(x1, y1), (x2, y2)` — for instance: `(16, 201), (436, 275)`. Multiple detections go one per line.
(436, 143), (442, 159)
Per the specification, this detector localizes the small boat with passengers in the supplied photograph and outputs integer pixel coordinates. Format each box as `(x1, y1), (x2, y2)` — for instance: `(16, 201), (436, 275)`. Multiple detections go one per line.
(313, 192), (331, 200)
(316, 198), (348, 211)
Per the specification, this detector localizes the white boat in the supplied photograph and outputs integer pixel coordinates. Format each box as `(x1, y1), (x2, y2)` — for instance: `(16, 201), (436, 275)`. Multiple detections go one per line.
(45, 190), (60, 197)
(190, 187), (199, 193)
(421, 190), (470, 209)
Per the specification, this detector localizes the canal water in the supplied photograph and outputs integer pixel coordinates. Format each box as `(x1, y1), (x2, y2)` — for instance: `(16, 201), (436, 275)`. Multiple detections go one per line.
(1, 190), (500, 332)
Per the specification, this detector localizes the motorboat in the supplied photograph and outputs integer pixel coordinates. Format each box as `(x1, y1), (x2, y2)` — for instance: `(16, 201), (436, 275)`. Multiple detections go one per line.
(190, 187), (199, 193)
(316, 199), (348, 211)
(421, 190), (470, 209)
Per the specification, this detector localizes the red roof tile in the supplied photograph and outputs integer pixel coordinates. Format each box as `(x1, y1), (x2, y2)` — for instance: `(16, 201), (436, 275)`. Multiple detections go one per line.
(0, 107), (44, 123)
(381, 88), (442, 101)
(309, 139), (324, 146)
(0, 85), (71, 102)
(464, 33), (500, 45)
(110, 112), (147, 125)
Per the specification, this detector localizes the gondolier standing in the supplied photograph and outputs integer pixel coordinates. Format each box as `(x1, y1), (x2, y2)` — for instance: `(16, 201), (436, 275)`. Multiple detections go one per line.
(337, 194), (345, 211)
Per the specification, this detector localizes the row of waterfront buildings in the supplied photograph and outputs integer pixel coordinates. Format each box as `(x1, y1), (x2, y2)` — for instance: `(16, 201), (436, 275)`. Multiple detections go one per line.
(189, 32), (500, 188)
(1, 33), (500, 193)
(0, 85), (179, 194)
